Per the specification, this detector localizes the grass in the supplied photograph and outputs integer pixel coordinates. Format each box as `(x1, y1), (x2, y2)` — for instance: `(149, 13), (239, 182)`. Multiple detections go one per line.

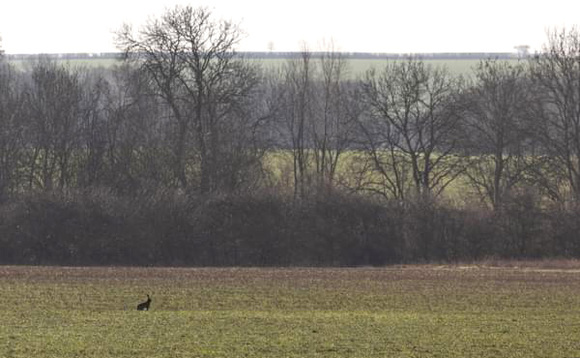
(262, 150), (479, 203)
(1, 264), (580, 357)
(9, 56), (512, 77)
(253, 58), (499, 77)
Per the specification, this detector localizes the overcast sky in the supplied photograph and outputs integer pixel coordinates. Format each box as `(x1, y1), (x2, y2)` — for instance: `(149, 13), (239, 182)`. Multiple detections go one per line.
(1, 0), (579, 54)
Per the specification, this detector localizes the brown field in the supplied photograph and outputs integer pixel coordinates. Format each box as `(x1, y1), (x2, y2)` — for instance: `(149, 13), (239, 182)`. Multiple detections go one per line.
(1, 263), (580, 357)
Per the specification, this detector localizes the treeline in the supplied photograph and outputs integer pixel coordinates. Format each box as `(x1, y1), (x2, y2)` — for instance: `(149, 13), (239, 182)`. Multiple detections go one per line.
(1, 6), (580, 266)
(4, 51), (517, 61)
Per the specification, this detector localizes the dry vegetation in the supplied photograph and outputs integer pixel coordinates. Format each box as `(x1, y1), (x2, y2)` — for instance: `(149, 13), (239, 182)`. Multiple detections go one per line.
(2, 9), (580, 267)
(1, 264), (580, 357)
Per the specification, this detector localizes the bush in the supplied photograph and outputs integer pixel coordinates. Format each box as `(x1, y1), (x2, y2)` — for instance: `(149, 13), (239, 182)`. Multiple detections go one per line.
(1, 189), (580, 266)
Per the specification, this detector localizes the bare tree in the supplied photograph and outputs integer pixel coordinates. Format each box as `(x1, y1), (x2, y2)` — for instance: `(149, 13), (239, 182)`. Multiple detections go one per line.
(358, 58), (464, 201)
(460, 59), (535, 209)
(529, 27), (580, 202)
(116, 5), (262, 194)
(273, 46), (360, 198)
(23, 58), (83, 191)
(0, 61), (25, 200)
(277, 49), (316, 199)
(76, 68), (110, 189)
(101, 64), (169, 193)
(312, 45), (356, 193)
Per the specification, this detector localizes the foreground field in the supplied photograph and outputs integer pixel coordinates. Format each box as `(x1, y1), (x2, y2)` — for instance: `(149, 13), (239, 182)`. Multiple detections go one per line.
(1, 265), (579, 357)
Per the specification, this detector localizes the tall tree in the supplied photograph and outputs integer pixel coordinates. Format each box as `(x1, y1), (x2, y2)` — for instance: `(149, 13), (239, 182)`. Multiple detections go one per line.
(274, 47), (358, 198)
(99, 64), (169, 193)
(76, 68), (110, 189)
(0, 61), (24, 200)
(529, 27), (580, 202)
(116, 5), (262, 193)
(24, 58), (83, 191)
(312, 46), (356, 193)
(460, 59), (535, 209)
(358, 58), (464, 200)
(277, 49), (316, 199)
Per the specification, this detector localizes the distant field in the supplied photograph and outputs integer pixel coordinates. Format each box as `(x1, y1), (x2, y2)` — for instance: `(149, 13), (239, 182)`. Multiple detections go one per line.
(1, 264), (579, 357)
(256, 58), (488, 77)
(9, 56), (517, 77)
(8, 58), (122, 69)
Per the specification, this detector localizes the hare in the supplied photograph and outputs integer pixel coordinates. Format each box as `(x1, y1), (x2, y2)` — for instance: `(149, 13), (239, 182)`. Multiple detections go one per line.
(137, 294), (152, 311)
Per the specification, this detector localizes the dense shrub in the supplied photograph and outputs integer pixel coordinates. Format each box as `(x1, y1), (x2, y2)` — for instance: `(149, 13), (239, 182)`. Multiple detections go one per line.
(1, 189), (580, 266)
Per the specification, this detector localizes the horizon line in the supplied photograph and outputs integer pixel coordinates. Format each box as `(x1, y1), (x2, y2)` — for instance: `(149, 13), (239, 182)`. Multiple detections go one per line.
(4, 51), (525, 60)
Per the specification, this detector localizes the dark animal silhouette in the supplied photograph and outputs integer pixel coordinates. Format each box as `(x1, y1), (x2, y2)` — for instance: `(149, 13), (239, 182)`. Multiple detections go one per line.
(137, 294), (152, 311)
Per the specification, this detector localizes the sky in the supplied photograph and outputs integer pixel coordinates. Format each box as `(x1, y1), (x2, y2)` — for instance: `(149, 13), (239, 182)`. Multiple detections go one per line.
(1, 0), (579, 54)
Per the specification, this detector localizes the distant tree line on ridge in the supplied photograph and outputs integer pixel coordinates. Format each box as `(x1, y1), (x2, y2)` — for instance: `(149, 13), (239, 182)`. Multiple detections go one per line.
(3, 51), (518, 61)
(0, 6), (580, 266)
